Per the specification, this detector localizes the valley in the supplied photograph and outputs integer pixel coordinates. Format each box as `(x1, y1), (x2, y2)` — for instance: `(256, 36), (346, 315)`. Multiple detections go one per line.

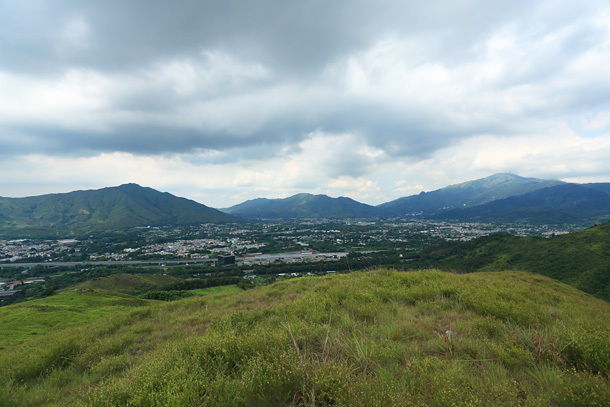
(0, 219), (571, 306)
(1, 173), (609, 406)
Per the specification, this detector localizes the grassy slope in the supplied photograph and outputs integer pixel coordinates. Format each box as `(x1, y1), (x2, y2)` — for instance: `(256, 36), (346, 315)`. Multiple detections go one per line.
(0, 290), (150, 349)
(188, 285), (243, 295)
(415, 221), (610, 301)
(1, 270), (609, 406)
(0, 281), (239, 350)
(74, 273), (181, 294)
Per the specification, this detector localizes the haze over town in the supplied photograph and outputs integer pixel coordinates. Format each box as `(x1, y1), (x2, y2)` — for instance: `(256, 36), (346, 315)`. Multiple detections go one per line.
(1, 0), (610, 207)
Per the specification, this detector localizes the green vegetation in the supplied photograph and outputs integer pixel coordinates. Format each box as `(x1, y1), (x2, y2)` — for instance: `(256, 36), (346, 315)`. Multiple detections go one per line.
(138, 285), (243, 301)
(74, 273), (181, 294)
(1, 270), (609, 406)
(0, 183), (234, 238)
(413, 221), (610, 301)
(224, 193), (379, 219)
(138, 290), (196, 301)
(0, 290), (150, 349)
(434, 183), (610, 227)
(187, 285), (243, 296)
(378, 173), (564, 217)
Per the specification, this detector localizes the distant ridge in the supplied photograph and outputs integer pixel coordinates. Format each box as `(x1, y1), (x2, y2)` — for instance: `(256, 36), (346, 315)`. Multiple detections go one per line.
(0, 184), (234, 237)
(222, 173), (610, 222)
(377, 173), (565, 217)
(222, 193), (379, 219)
(433, 183), (610, 227)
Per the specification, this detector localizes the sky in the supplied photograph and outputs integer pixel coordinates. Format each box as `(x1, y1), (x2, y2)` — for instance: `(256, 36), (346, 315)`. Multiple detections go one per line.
(1, 0), (610, 208)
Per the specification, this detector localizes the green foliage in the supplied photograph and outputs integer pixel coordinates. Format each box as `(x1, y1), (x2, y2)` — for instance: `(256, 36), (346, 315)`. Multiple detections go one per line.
(138, 290), (195, 301)
(75, 273), (180, 294)
(379, 173), (564, 217)
(0, 270), (608, 406)
(415, 221), (610, 301)
(166, 276), (245, 291)
(224, 193), (380, 219)
(433, 183), (610, 226)
(0, 183), (234, 237)
(0, 290), (150, 348)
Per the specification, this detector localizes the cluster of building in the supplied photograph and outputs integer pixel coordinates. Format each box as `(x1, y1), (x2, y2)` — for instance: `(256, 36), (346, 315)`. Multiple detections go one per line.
(1, 220), (572, 266)
(0, 273), (45, 297)
(0, 239), (79, 262)
(89, 237), (267, 261)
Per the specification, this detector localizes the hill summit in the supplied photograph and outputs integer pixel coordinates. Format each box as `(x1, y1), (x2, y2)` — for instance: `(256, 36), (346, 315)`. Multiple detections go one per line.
(378, 173), (564, 217)
(0, 183), (234, 237)
(1, 269), (609, 405)
(223, 193), (379, 218)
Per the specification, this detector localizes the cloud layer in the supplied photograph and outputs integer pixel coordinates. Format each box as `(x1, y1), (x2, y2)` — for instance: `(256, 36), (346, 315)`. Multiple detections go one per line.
(1, 0), (610, 206)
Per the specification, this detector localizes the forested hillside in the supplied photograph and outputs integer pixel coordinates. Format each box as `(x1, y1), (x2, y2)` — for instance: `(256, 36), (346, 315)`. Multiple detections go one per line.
(0, 184), (234, 237)
(414, 221), (610, 300)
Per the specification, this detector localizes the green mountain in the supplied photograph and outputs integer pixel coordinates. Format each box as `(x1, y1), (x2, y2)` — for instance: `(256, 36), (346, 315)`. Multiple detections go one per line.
(1, 269), (609, 406)
(0, 184), (234, 237)
(414, 220), (610, 301)
(378, 173), (564, 217)
(223, 193), (380, 218)
(433, 183), (610, 227)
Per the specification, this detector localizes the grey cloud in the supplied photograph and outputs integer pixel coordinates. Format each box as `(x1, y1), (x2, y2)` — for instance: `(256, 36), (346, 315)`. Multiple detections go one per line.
(1, 0), (609, 167)
(1, 0), (537, 75)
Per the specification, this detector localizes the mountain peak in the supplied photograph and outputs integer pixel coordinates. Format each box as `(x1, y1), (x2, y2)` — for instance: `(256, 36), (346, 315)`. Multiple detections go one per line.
(378, 174), (565, 216)
(223, 192), (378, 219)
(116, 183), (144, 189)
(0, 185), (234, 237)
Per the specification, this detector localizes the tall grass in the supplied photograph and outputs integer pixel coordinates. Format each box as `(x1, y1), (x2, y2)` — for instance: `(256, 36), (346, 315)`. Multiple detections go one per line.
(0, 269), (609, 406)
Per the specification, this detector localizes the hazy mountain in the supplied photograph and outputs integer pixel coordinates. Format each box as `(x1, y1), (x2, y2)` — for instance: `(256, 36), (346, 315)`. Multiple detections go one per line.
(414, 220), (610, 301)
(222, 193), (380, 219)
(582, 182), (610, 195)
(433, 183), (610, 226)
(377, 173), (564, 217)
(0, 183), (234, 236)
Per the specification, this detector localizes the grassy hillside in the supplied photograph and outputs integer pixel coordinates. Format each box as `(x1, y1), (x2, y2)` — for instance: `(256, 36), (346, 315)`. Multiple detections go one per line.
(1, 270), (609, 406)
(0, 290), (150, 349)
(0, 281), (241, 349)
(415, 221), (610, 301)
(74, 273), (181, 294)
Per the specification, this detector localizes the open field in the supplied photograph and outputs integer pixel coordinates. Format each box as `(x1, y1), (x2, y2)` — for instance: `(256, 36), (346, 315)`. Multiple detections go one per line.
(188, 285), (243, 296)
(0, 290), (150, 349)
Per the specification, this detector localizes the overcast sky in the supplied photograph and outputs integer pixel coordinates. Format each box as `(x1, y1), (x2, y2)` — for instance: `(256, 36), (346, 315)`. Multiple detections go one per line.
(1, 0), (610, 207)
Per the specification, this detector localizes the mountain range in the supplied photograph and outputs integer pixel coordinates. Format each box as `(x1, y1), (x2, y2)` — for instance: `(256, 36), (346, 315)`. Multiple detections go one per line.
(0, 183), (233, 237)
(222, 173), (610, 226)
(2, 173), (610, 236)
(434, 183), (610, 225)
(377, 173), (565, 216)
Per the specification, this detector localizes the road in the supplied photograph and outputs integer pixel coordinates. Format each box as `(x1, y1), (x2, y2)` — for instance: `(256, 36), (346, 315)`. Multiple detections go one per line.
(0, 258), (216, 269)
(0, 252), (348, 269)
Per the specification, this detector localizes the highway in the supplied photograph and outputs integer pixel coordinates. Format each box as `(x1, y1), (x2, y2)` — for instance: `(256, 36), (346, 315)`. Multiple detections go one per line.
(0, 258), (216, 269)
(0, 251), (347, 269)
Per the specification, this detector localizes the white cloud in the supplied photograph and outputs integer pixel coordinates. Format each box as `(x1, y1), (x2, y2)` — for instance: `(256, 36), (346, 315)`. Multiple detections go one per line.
(584, 111), (610, 131)
(2, 1), (610, 206)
